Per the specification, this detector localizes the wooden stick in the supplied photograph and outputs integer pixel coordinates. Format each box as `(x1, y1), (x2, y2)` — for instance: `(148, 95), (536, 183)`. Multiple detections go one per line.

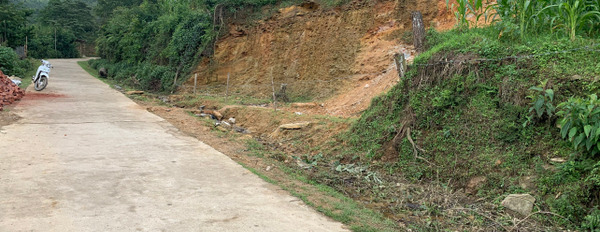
(271, 68), (277, 112)
(226, 73), (230, 99)
(193, 73), (197, 94)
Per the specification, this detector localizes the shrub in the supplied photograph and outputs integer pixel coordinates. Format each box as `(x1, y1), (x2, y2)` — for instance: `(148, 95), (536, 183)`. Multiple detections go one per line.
(582, 208), (600, 231)
(523, 82), (555, 127)
(557, 94), (600, 156)
(0, 46), (19, 76)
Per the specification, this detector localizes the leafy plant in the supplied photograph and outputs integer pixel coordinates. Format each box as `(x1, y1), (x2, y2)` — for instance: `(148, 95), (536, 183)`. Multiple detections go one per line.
(523, 82), (555, 127)
(0, 46), (19, 75)
(557, 94), (600, 156)
(446, 0), (492, 29)
(542, 0), (600, 40)
(582, 208), (600, 231)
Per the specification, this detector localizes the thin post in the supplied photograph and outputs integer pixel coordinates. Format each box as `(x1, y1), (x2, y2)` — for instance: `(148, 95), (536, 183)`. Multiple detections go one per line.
(193, 73), (198, 94)
(226, 73), (230, 99)
(394, 53), (406, 79)
(271, 68), (277, 112)
(54, 27), (57, 53)
(411, 11), (426, 53)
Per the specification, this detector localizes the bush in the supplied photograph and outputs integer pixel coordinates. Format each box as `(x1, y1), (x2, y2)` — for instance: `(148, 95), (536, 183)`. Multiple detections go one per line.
(557, 94), (600, 157)
(0, 46), (20, 76)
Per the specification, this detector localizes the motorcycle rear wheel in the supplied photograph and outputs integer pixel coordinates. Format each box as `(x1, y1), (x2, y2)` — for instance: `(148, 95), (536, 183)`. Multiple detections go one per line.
(34, 76), (48, 91)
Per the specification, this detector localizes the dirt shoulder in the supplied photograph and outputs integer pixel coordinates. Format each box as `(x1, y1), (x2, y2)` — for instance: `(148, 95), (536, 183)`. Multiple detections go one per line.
(137, 102), (399, 231)
(0, 109), (21, 129)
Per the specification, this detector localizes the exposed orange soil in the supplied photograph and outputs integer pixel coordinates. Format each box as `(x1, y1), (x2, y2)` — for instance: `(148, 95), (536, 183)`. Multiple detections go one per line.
(182, 0), (457, 118)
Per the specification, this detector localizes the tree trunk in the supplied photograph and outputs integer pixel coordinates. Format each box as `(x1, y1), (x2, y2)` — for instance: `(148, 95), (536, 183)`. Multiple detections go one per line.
(411, 11), (426, 53)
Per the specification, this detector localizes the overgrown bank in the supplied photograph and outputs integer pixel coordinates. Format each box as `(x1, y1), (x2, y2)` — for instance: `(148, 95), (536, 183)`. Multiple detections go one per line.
(342, 27), (600, 229)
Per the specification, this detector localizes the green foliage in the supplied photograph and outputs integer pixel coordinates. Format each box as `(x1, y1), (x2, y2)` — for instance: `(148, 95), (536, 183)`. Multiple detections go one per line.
(0, 46), (32, 76)
(39, 0), (96, 41)
(446, 0), (492, 29)
(582, 208), (600, 231)
(0, 46), (20, 75)
(0, 1), (32, 47)
(0, 0), (95, 58)
(94, 0), (215, 92)
(485, 0), (600, 40)
(524, 81), (555, 127)
(557, 94), (600, 156)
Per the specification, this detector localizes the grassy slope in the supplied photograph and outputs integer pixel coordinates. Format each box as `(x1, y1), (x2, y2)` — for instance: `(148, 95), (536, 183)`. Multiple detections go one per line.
(345, 27), (600, 229)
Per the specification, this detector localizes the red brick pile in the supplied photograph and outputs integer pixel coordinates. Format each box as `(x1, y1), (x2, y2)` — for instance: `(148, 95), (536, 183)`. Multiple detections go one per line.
(0, 70), (25, 111)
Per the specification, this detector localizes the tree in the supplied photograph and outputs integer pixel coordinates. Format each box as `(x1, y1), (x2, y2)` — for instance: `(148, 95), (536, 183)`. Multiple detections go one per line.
(94, 0), (143, 22)
(0, 1), (32, 47)
(39, 0), (96, 41)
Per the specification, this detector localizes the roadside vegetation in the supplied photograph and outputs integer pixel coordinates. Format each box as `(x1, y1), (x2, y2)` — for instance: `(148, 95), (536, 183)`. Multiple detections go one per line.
(343, 0), (600, 230)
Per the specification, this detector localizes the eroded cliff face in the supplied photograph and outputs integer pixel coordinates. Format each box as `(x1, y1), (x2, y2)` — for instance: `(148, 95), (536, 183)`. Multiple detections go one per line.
(185, 0), (453, 117)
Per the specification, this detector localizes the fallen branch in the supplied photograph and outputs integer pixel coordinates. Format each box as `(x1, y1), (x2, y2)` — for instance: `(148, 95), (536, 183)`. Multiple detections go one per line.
(511, 211), (569, 231)
(447, 207), (510, 232)
(406, 127), (434, 166)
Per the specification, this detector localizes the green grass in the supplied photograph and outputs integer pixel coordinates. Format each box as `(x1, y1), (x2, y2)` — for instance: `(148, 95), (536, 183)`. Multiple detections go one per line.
(19, 59), (40, 89)
(77, 60), (100, 79)
(239, 160), (399, 232)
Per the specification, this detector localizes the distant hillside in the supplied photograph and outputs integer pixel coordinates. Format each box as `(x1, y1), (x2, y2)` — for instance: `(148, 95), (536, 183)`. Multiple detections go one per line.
(11, 0), (96, 10)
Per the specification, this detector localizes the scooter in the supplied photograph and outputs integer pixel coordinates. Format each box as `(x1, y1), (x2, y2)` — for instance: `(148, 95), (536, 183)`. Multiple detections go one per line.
(33, 60), (52, 91)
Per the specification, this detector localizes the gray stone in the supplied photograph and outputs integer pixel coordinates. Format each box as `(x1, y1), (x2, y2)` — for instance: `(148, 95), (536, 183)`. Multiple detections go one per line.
(99, 67), (108, 78)
(279, 122), (311, 130)
(501, 194), (535, 216)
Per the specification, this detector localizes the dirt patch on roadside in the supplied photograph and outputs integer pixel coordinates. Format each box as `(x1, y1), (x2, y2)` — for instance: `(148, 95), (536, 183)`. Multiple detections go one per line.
(23, 93), (68, 100)
(139, 101), (394, 230)
(0, 110), (21, 129)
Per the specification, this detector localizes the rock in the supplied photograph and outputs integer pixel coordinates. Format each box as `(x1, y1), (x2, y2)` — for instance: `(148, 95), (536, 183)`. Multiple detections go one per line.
(279, 122), (311, 130)
(228, 118), (236, 124)
(234, 126), (249, 134)
(295, 112), (303, 115)
(495, 159), (502, 166)
(550, 158), (566, 163)
(501, 194), (536, 216)
(543, 164), (557, 172)
(99, 67), (108, 78)
(266, 166), (272, 171)
(203, 110), (223, 121)
(291, 102), (318, 108)
(466, 176), (487, 194)
(519, 176), (536, 190)
(126, 91), (144, 95)
(8, 76), (21, 81)
(114, 85), (123, 91)
(220, 121), (232, 129)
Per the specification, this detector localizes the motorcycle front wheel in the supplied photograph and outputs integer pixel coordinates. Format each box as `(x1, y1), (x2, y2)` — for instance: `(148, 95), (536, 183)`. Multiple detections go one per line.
(34, 76), (48, 91)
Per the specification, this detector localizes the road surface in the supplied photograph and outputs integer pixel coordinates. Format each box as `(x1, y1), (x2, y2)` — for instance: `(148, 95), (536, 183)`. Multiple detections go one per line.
(0, 59), (347, 232)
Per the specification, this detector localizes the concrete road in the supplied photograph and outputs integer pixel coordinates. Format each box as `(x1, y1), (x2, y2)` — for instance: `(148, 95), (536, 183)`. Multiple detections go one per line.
(0, 59), (347, 232)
